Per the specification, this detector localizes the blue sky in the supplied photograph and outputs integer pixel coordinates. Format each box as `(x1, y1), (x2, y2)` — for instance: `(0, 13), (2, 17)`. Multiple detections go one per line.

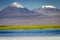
(0, 0), (60, 11)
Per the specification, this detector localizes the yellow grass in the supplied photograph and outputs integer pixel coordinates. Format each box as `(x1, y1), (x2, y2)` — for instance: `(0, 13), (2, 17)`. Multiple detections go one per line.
(0, 24), (60, 30)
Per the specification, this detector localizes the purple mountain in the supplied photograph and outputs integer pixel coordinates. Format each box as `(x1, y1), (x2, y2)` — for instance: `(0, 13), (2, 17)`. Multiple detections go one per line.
(33, 6), (60, 16)
(0, 2), (43, 18)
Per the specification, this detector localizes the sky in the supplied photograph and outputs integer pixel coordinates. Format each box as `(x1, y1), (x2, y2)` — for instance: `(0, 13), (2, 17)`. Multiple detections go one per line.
(0, 0), (60, 11)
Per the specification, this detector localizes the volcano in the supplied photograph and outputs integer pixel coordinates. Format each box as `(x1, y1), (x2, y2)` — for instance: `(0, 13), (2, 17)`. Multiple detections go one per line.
(33, 5), (60, 16)
(0, 2), (44, 25)
(0, 2), (43, 18)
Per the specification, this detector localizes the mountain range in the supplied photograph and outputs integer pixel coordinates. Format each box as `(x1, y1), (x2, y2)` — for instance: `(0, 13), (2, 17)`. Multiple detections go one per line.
(0, 2), (60, 25)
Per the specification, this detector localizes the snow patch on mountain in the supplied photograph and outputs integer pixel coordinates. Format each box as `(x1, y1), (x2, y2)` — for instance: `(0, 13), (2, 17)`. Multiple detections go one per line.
(11, 2), (24, 8)
(42, 5), (56, 9)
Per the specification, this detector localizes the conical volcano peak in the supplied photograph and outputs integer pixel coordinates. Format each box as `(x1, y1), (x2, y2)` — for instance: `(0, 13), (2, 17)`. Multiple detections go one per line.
(11, 2), (24, 8)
